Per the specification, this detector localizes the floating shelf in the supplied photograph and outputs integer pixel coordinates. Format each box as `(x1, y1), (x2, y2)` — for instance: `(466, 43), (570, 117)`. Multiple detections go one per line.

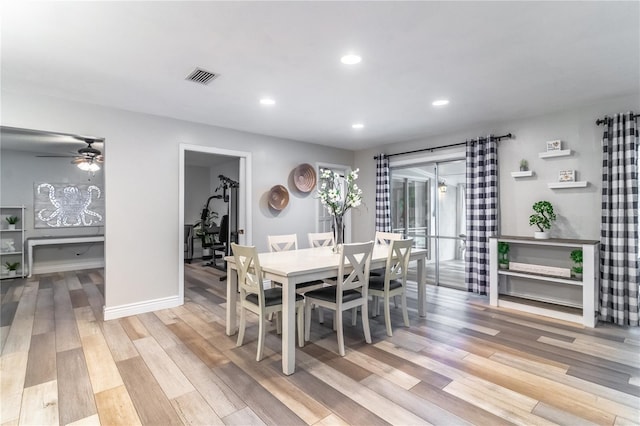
(511, 171), (534, 178)
(539, 149), (572, 159)
(548, 181), (588, 189)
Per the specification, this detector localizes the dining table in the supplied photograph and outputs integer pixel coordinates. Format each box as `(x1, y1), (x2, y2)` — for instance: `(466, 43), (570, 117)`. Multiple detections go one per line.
(225, 243), (427, 375)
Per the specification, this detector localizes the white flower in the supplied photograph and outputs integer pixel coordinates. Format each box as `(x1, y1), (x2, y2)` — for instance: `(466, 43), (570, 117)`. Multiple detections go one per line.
(316, 168), (363, 218)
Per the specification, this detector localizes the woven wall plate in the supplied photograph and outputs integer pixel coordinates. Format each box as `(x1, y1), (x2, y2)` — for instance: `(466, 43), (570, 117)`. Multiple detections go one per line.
(268, 185), (289, 210)
(293, 163), (317, 193)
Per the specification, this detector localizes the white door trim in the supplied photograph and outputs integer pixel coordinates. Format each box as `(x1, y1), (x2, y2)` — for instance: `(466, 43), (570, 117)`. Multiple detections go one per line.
(179, 144), (252, 301)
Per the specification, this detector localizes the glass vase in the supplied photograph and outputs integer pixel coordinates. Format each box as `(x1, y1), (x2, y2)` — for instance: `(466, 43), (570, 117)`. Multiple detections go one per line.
(332, 215), (344, 253)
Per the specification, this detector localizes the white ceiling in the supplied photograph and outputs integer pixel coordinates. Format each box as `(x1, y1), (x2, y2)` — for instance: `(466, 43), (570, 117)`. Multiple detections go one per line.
(1, 1), (638, 151)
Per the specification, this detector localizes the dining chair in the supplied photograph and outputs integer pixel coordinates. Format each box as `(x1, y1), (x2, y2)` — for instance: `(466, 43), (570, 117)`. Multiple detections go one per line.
(368, 238), (413, 337)
(231, 243), (305, 361)
(267, 233), (298, 252)
(371, 231), (403, 276)
(304, 241), (374, 356)
(308, 232), (335, 248)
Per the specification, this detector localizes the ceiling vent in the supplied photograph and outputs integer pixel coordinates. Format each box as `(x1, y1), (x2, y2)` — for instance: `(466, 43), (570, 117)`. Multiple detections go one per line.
(185, 68), (219, 85)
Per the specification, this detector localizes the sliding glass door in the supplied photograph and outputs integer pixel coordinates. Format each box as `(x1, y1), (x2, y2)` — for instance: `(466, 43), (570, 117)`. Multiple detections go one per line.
(391, 159), (466, 289)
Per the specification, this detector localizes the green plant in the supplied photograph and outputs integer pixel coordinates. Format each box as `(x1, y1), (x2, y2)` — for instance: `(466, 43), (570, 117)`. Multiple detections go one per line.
(5, 261), (19, 271)
(5, 216), (19, 225)
(570, 249), (583, 275)
(519, 159), (528, 170)
(497, 242), (510, 267)
(529, 201), (556, 232)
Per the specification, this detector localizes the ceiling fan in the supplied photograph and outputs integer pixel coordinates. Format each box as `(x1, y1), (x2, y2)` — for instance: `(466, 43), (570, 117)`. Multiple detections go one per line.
(37, 136), (104, 170)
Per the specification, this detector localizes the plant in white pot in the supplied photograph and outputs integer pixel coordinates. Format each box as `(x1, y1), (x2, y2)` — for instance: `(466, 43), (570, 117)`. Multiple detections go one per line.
(570, 249), (583, 280)
(529, 201), (556, 239)
(5, 216), (19, 230)
(5, 261), (19, 277)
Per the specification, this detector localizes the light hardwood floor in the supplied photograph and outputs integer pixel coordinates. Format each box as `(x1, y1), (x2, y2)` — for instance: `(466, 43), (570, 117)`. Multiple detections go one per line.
(1, 264), (639, 425)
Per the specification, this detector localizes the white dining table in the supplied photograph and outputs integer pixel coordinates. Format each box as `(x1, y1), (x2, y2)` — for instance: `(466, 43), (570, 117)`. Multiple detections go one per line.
(225, 244), (427, 375)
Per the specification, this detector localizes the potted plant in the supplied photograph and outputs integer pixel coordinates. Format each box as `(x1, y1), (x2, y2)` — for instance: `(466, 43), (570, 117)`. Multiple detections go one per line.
(570, 249), (583, 280)
(529, 201), (556, 239)
(5, 216), (19, 230)
(4, 261), (19, 277)
(519, 159), (528, 171)
(497, 242), (510, 269)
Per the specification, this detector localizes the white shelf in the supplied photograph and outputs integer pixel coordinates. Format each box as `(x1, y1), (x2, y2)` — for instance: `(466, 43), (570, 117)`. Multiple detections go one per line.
(547, 181), (588, 189)
(498, 269), (582, 286)
(511, 171), (534, 178)
(0, 251), (22, 256)
(0, 229), (25, 232)
(539, 149), (572, 159)
(1, 206), (26, 279)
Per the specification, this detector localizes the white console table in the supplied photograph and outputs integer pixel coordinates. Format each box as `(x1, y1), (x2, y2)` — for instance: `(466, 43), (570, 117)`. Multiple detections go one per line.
(489, 236), (599, 327)
(27, 235), (105, 277)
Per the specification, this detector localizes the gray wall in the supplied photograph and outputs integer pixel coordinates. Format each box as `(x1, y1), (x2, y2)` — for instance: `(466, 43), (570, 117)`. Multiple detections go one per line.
(353, 94), (639, 242)
(0, 149), (105, 273)
(1, 90), (353, 310)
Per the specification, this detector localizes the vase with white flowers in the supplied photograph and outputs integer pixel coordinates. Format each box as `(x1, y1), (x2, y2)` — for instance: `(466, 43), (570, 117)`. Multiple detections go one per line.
(317, 168), (363, 252)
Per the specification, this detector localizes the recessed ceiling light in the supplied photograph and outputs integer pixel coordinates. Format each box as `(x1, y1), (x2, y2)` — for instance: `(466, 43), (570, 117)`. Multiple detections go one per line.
(260, 98), (276, 105)
(352, 123), (364, 129)
(432, 99), (450, 106)
(341, 54), (362, 65)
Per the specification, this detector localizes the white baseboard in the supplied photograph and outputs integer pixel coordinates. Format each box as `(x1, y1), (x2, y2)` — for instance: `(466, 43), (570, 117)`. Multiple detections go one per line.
(32, 259), (105, 275)
(103, 294), (183, 321)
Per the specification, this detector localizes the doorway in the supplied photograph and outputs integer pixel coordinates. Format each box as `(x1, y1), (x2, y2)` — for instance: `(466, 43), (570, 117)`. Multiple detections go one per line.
(178, 144), (252, 301)
(390, 158), (466, 290)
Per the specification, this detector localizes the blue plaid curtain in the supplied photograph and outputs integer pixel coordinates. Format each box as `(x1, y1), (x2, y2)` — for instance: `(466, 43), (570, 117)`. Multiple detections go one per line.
(375, 154), (391, 232)
(600, 112), (639, 326)
(465, 136), (498, 294)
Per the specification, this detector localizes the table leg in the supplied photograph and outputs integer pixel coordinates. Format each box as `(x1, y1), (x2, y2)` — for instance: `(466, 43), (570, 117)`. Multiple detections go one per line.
(27, 243), (33, 278)
(417, 256), (426, 317)
(281, 277), (296, 375)
(226, 263), (238, 336)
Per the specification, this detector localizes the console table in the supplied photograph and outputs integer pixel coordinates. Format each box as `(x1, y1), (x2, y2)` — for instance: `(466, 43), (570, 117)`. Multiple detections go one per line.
(26, 235), (105, 277)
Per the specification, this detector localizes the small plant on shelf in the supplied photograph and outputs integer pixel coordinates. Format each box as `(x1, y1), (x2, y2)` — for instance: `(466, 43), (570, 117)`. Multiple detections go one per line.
(497, 242), (510, 269)
(519, 159), (528, 171)
(4, 261), (19, 276)
(5, 216), (19, 225)
(570, 249), (583, 279)
(529, 201), (556, 239)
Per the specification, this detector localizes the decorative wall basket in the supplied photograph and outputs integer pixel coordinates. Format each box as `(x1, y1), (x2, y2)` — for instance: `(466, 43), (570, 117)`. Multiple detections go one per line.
(268, 185), (289, 210)
(293, 163), (317, 193)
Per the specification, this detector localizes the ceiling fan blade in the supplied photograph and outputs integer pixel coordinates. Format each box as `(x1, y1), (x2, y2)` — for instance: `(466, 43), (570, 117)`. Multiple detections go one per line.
(37, 154), (77, 158)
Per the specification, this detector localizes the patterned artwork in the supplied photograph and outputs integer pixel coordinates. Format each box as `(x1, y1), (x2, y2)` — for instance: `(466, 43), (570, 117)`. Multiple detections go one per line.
(34, 182), (104, 228)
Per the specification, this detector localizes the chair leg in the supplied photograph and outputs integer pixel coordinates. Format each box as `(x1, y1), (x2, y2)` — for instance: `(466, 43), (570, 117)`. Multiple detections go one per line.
(318, 306), (324, 323)
(236, 307), (246, 347)
(351, 307), (357, 326)
(361, 302), (372, 344)
(257, 313), (266, 361)
(401, 292), (410, 327)
(297, 304), (304, 347)
(394, 295), (398, 308)
(384, 295), (393, 337)
(374, 296), (380, 317)
(304, 300), (312, 342)
(276, 311), (282, 335)
(336, 309), (345, 356)
(333, 311), (337, 331)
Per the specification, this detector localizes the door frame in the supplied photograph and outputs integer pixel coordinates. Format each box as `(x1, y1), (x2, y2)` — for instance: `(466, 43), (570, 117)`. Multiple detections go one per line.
(178, 144), (252, 301)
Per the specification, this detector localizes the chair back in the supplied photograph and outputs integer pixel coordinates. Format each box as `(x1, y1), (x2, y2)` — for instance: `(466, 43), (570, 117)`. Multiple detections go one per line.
(267, 234), (298, 252)
(338, 241), (374, 295)
(385, 239), (413, 284)
(231, 243), (265, 304)
(375, 231), (403, 246)
(308, 232), (335, 248)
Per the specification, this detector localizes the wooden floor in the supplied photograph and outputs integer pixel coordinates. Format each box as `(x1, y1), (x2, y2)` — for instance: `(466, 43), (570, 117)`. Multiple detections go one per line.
(2, 265), (640, 425)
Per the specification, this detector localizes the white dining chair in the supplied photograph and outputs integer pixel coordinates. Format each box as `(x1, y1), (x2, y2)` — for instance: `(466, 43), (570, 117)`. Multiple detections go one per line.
(368, 238), (412, 337)
(308, 232), (335, 248)
(267, 234), (298, 252)
(371, 231), (403, 276)
(304, 241), (374, 356)
(231, 243), (305, 361)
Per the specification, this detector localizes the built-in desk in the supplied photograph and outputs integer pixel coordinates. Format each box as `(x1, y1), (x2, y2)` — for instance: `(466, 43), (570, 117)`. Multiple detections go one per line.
(27, 235), (105, 277)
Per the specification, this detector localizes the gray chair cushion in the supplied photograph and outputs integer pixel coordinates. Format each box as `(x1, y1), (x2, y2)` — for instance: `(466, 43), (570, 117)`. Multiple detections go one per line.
(368, 275), (402, 291)
(304, 286), (362, 303)
(245, 287), (303, 307)
(370, 268), (385, 276)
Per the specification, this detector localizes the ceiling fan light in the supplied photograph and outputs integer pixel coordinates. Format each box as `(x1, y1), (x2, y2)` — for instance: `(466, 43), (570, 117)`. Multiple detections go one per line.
(87, 163), (100, 172)
(77, 161), (91, 171)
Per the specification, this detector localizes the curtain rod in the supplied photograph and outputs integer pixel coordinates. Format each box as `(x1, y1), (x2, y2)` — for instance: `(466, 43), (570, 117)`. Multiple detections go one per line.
(374, 133), (513, 160)
(596, 114), (639, 126)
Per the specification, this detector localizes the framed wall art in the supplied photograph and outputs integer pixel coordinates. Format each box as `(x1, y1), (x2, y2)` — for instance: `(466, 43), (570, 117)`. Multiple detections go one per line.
(34, 182), (104, 228)
(558, 170), (575, 182)
(546, 140), (562, 151)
